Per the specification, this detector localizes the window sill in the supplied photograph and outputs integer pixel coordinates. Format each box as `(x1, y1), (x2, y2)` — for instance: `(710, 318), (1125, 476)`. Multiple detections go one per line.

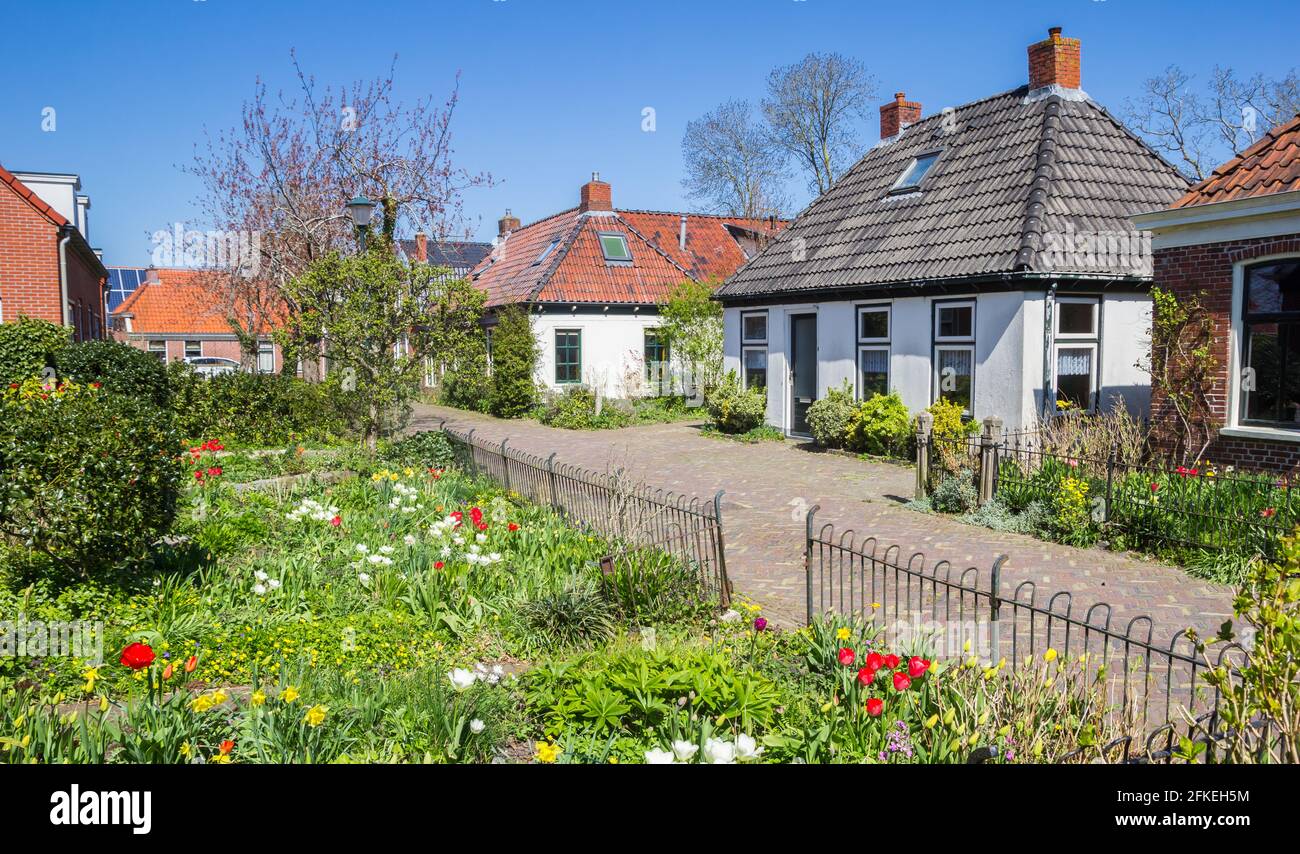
(1220, 426), (1300, 444)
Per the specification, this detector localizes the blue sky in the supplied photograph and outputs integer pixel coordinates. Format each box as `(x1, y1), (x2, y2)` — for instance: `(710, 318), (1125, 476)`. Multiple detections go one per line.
(1, 0), (1295, 266)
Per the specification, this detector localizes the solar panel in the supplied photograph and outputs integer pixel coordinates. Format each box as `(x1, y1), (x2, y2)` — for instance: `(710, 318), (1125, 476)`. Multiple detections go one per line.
(107, 267), (148, 312)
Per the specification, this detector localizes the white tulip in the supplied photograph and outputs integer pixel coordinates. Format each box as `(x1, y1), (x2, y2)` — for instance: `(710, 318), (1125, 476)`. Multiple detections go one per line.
(268, 579), (281, 590)
(735, 733), (764, 762)
(252, 583), (267, 596)
(358, 572), (371, 585)
(379, 545), (394, 555)
(671, 740), (699, 762)
(644, 747), (675, 764)
(470, 719), (486, 734)
(255, 570), (269, 582)
(403, 535), (416, 546)
(703, 738), (735, 764)
(448, 668), (477, 692)
(356, 543), (369, 554)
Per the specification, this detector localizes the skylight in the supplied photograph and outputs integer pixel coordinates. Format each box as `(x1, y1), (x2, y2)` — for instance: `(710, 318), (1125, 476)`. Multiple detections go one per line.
(598, 232), (632, 262)
(533, 239), (559, 266)
(891, 152), (939, 193)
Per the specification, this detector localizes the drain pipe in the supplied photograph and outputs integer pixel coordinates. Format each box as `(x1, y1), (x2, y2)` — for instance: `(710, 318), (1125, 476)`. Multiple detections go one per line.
(58, 229), (72, 332)
(1042, 281), (1056, 419)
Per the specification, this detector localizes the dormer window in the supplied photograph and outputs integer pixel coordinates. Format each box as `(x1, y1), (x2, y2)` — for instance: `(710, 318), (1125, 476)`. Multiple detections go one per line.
(598, 232), (632, 263)
(889, 152), (939, 194)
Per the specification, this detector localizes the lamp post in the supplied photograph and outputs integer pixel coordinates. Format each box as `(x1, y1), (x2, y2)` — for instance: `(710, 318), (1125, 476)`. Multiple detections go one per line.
(346, 195), (376, 251)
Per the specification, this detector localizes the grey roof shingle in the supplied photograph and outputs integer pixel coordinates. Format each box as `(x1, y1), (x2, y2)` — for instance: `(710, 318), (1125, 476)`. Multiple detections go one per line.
(715, 86), (1190, 301)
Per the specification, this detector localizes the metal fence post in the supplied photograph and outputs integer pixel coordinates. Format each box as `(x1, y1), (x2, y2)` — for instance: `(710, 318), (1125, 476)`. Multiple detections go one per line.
(914, 413), (933, 501)
(1104, 448), (1116, 524)
(465, 429), (477, 474)
(805, 504), (821, 625)
(545, 452), (560, 513)
(500, 438), (511, 491)
(978, 416), (1002, 506)
(989, 554), (1007, 662)
(712, 490), (731, 607)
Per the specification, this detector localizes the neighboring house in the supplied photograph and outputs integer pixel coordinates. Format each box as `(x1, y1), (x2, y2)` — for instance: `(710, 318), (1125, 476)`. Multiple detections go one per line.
(398, 232), (491, 277)
(111, 268), (287, 373)
(1132, 114), (1300, 470)
(0, 164), (109, 341)
(714, 28), (1189, 435)
(468, 173), (783, 399)
(107, 266), (150, 312)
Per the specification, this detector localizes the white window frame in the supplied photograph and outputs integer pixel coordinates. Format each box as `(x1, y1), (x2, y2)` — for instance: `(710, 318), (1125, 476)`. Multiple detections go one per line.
(1052, 341), (1099, 414)
(1054, 296), (1099, 340)
(741, 310), (768, 345)
(184, 340), (202, 359)
(934, 300), (975, 342)
(856, 303), (890, 400)
(933, 344), (975, 413)
(890, 152), (940, 194)
(147, 340), (166, 361)
(740, 310), (768, 391)
(257, 342), (275, 374)
(1224, 253), (1300, 442)
(597, 232), (632, 263)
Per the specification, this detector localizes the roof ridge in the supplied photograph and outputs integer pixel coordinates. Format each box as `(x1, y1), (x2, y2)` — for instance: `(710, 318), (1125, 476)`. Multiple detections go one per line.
(113, 280), (150, 315)
(1014, 96), (1062, 270)
(526, 215), (587, 302)
(614, 213), (697, 281)
(1195, 113), (1300, 190)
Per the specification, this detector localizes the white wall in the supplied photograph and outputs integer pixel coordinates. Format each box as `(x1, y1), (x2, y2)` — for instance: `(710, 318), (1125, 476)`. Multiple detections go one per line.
(531, 310), (665, 399)
(1098, 293), (1153, 417)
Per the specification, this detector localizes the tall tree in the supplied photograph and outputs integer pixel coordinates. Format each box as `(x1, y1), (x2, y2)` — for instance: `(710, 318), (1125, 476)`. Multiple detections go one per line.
(762, 52), (877, 196)
(1127, 64), (1300, 180)
(659, 278), (724, 399)
(188, 53), (490, 376)
(681, 99), (788, 219)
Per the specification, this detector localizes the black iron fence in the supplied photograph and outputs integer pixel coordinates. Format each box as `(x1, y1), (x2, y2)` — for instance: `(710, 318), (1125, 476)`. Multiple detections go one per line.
(440, 423), (731, 605)
(804, 506), (1253, 760)
(916, 417), (1298, 557)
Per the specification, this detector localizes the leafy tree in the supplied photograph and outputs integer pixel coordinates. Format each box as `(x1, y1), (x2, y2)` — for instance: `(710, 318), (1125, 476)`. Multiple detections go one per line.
(488, 306), (539, 418)
(659, 279), (724, 398)
(425, 270), (490, 410)
(281, 240), (440, 447)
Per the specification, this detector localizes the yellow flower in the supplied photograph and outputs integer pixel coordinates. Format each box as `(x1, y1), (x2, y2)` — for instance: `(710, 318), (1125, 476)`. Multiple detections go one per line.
(1044, 648), (1058, 663)
(608, 757), (618, 764)
(82, 666), (101, 694)
(942, 708), (956, 727)
(282, 686), (300, 704)
(535, 741), (560, 764)
(820, 702), (833, 713)
(251, 690), (266, 707)
(191, 694), (215, 713)
(180, 742), (191, 758)
(303, 704), (327, 727)
(98, 696), (109, 714)
(211, 753), (232, 764)
(211, 688), (229, 705)
(835, 627), (851, 641)
(924, 714), (939, 729)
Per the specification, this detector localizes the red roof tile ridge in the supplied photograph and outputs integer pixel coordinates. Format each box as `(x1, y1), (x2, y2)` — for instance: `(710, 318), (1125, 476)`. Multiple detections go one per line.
(0, 163), (70, 226)
(525, 215), (588, 302)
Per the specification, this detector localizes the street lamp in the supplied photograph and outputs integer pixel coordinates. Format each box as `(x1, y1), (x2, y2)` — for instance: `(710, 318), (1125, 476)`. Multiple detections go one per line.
(346, 195), (376, 250)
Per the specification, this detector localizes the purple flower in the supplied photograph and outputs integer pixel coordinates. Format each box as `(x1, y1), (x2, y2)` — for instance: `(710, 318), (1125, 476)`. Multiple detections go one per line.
(753, 617), (768, 632)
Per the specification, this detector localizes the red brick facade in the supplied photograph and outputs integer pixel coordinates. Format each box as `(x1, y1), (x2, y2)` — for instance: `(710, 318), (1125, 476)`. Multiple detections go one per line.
(1150, 234), (1300, 472)
(0, 167), (107, 341)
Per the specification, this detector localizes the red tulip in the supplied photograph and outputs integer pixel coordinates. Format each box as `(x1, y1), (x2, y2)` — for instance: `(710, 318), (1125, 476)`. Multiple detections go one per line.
(162, 663), (174, 680)
(1150, 483), (1160, 492)
(119, 642), (155, 671)
(219, 739), (235, 755)
(330, 515), (342, 527)
(837, 647), (856, 667)
(892, 671), (912, 691)
(883, 653), (900, 670)
(907, 656), (931, 678)
(193, 470), (205, 481)
(508, 522), (519, 532)
(184, 654), (198, 674)
(1261, 507), (1277, 519)
(864, 651), (885, 672)
(434, 561), (445, 570)
(856, 666), (876, 686)
(866, 698), (884, 717)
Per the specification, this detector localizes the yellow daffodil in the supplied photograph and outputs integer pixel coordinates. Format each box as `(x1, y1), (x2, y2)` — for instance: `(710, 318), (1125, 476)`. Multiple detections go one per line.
(1044, 648), (1058, 663)
(180, 742), (191, 758)
(191, 694), (215, 713)
(211, 688), (229, 705)
(924, 714), (939, 729)
(304, 704), (327, 727)
(98, 696), (109, 714)
(211, 753), (232, 764)
(251, 690), (266, 707)
(535, 741), (560, 764)
(281, 686), (300, 704)
(82, 666), (101, 694)
(835, 627), (851, 641)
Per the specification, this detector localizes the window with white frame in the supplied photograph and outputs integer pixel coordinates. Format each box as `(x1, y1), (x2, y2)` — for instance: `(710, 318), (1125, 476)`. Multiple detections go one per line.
(1239, 259), (1300, 428)
(147, 340), (166, 361)
(1053, 297), (1099, 412)
(257, 342), (275, 374)
(184, 340), (202, 359)
(741, 311), (767, 391)
(857, 304), (890, 400)
(933, 300), (975, 413)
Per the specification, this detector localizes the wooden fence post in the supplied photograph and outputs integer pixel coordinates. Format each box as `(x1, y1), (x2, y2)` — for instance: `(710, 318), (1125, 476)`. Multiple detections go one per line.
(979, 416), (1003, 506)
(914, 413), (933, 501)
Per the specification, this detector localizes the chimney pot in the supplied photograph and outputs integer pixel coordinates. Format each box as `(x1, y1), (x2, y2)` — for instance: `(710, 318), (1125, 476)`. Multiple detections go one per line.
(879, 91), (922, 140)
(414, 231), (428, 263)
(579, 174), (612, 213)
(1028, 26), (1081, 90)
(498, 209), (521, 237)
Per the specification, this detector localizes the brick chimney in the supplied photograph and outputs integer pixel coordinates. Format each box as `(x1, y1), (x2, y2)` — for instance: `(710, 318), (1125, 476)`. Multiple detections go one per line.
(879, 92), (922, 139)
(413, 231), (428, 263)
(1028, 26), (1081, 90)
(497, 209), (520, 237)
(579, 172), (612, 213)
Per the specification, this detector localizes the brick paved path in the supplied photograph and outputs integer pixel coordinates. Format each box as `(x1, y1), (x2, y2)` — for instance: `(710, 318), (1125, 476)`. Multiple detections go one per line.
(410, 404), (1235, 643)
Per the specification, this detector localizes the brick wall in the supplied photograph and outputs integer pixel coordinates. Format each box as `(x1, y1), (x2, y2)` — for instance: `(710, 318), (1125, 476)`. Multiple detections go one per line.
(121, 335), (287, 373)
(1150, 233), (1300, 472)
(0, 178), (62, 325)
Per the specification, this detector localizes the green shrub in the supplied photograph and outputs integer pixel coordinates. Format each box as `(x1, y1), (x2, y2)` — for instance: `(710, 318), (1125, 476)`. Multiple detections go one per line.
(439, 344), (492, 413)
(806, 382), (856, 449)
(928, 398), (977, 439)
(931, 470), (978, 514)
(847, 391), (913, 457)
(516, 577), (616, 651)
(168, 365), (347, 444)
(381, 430), (456, 470)
(705, 370), (766, 434)
(0, 380), (182, 580)
(0, 317), (68, 384)
(489, 306), (540, 418)
(537, 386), (630, 430)
(57, 339), (171, 407)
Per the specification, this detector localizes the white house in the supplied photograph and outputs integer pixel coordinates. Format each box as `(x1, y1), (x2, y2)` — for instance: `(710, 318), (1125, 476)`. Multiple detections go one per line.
(469, 174), (783, 399)
(715, 28), (1189, 434)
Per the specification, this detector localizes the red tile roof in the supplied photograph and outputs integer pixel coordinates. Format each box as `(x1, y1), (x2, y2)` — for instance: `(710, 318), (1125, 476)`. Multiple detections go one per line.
(471, 204), (785, 307)
(113, 268), (284, 335)
(0, 163), (70, 226)
(1173, 114), (1300, 208)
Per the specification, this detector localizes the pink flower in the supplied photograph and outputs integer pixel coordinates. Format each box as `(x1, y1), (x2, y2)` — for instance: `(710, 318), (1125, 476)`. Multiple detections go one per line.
(753, 617), (767, 632)
(330, 515), (342, 527)
(907, 656), (931, 678)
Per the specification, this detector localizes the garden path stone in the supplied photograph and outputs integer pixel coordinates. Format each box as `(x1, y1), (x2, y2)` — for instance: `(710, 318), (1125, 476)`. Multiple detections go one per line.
(409, 405), (1235, 642)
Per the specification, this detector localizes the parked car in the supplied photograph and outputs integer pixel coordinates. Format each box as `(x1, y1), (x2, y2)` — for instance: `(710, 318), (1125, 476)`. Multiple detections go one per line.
(186, 356), (240, 377)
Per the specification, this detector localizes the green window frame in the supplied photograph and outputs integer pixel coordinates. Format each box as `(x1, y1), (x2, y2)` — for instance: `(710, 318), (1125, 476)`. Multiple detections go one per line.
(555, 329), (582, 384)
(644, 328), (669, 393)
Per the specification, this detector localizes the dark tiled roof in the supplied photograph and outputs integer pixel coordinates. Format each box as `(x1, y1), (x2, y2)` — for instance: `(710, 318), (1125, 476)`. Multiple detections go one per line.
(715, 86), (1189, 301)
(1172, 114), (1300, 208)
(397, 239), (492, 271)
(470, 208), (785, 307)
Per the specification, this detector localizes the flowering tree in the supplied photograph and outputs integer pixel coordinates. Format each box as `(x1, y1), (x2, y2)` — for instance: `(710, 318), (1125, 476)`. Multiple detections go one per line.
(188, 53), (490, 374)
